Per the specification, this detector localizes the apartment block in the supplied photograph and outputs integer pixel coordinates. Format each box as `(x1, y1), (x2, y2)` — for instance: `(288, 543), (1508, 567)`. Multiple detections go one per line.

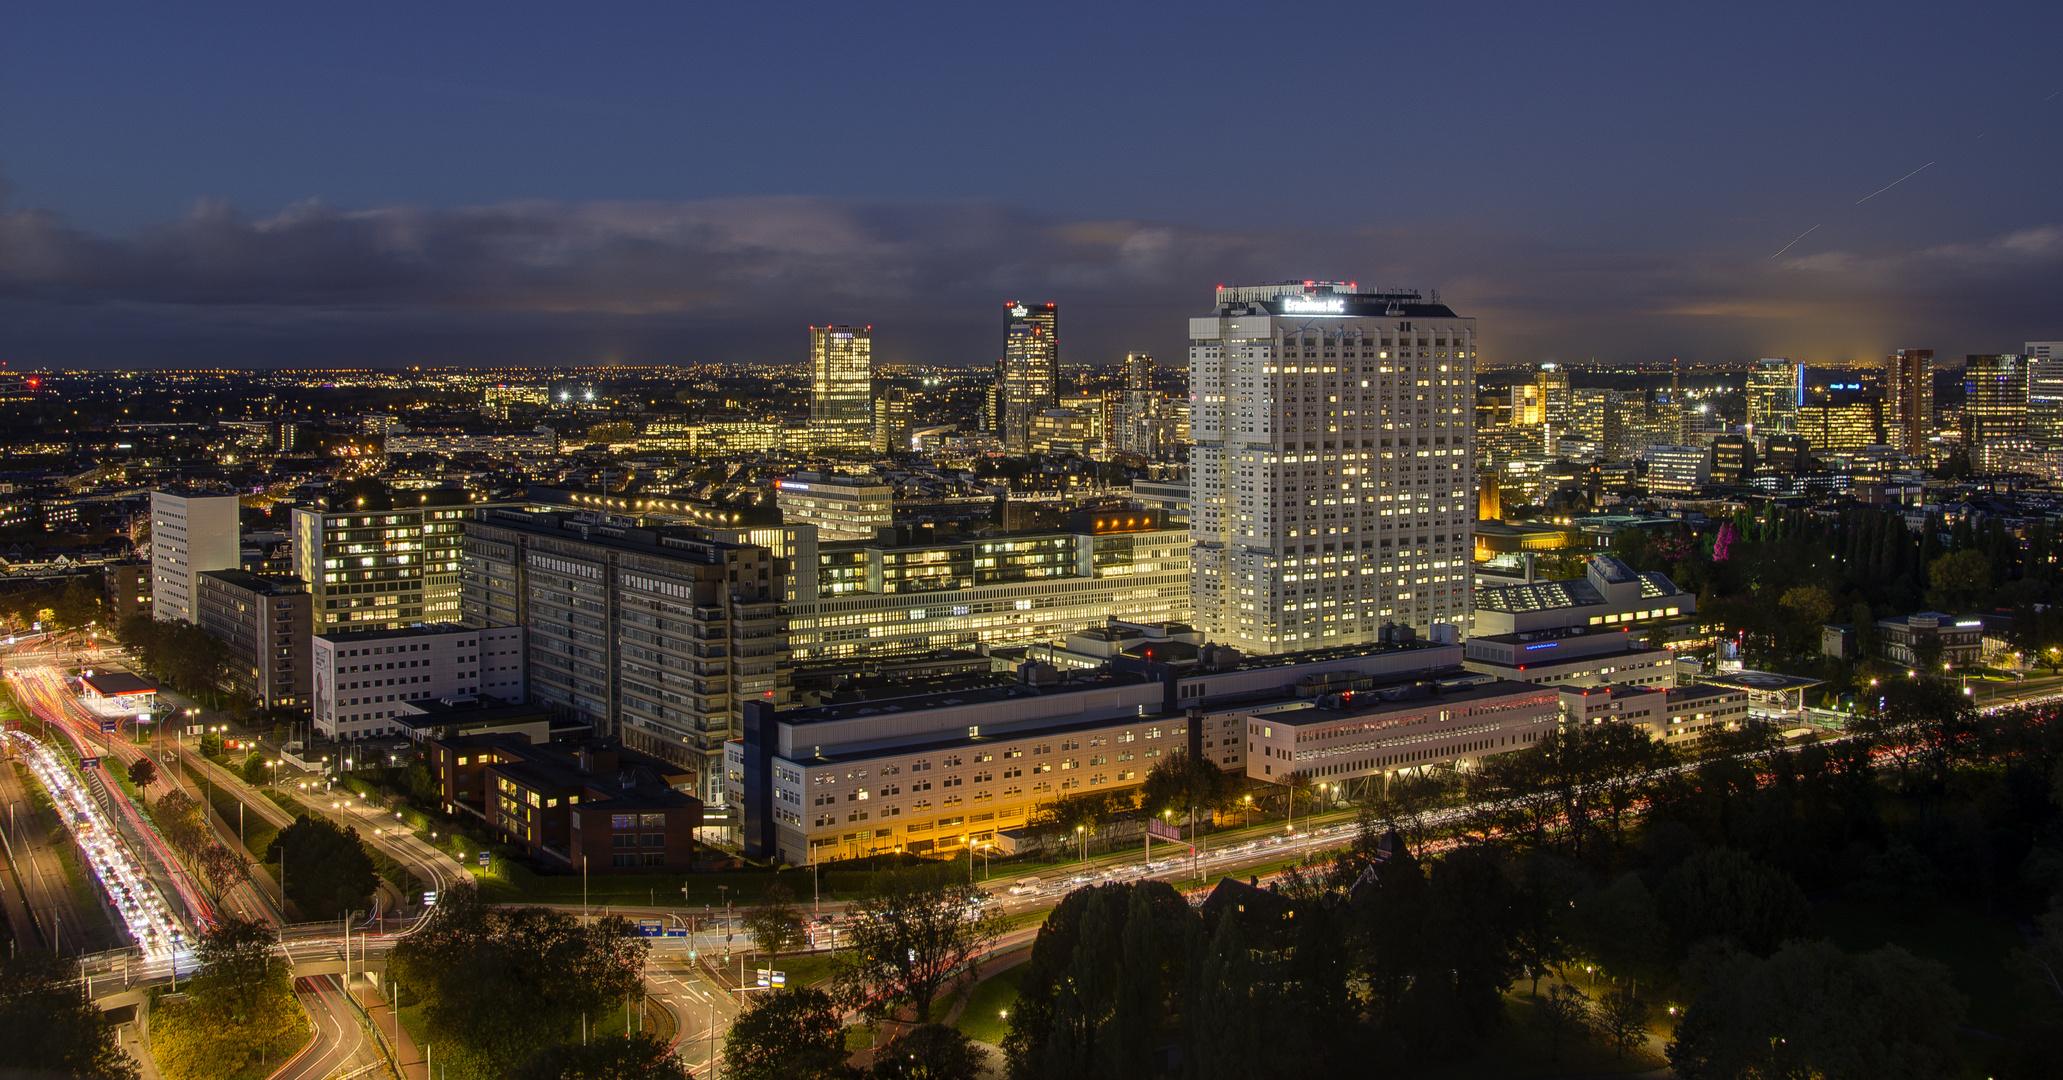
(195, 570), (312, 712)
(150, 490), (242, 624)
(312, 623), (526, 740)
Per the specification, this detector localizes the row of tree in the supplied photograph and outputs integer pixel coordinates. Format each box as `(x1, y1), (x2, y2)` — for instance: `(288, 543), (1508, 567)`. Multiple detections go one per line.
(116, 614), (231, 698)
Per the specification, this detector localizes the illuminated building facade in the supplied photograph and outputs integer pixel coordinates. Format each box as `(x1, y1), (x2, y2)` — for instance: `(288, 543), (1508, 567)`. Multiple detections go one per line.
(1188, 281), (1475, 652)
(1963, 353), (2028, 445)
(786, 511), (1190, 660)
(776, 471), (892, 542)
(1885, 348), (1934, 455)
(1002, 302), (1059, 451)
(1746, 358), (1802, 437)
(809, 326), (874, 447)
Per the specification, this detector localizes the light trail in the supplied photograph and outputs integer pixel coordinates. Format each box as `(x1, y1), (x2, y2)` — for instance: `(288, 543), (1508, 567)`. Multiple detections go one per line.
(3, 729), (189, 963)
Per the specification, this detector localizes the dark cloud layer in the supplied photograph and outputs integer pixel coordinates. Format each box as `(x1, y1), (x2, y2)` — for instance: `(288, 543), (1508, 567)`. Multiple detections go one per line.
(2, 195), (2060, 370)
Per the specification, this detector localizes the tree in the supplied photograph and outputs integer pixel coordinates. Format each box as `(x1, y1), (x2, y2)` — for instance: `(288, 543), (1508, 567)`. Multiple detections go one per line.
(1366, 769), (1453, 856)
(192, 917), (288, 1024)
(722, 986), (857, 1080)
(389, 883), (651, 1076)
(1926, 549), (1991, 612)
(1656, 849), (1811, 958)
(838, 871), (1006, 1024)
(127, 757), (158, 790)
(0, 949), (140, 1080)
(510, 1033), (689, 1080)
(52, 574), (101, 630)
(1593, 988), (1650, 1060)
(153, 789), (209, 859)
(241, 752), (269, 786)
(1668, 941), (1963, 1080)
(1138, 751), (1240, 839)
(1507, 852), (1583, 997)
(268, 813), (379, 920)
(743, 883), (805, 960)
(1565, 873), (1669, 987)
(1536, 983), (1592, 1063)
(870, 1024), (986, 1080)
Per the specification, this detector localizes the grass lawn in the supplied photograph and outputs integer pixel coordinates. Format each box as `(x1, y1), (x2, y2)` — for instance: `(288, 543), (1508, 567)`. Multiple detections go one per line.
(954, 963), (1028, 1046)
(1418, 990), (1668, 1080)
(1811, 898), (2026, 1034)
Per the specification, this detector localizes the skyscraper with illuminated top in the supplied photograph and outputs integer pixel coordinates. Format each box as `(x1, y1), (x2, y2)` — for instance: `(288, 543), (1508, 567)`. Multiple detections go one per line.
(1002, 302), (1058, 451)
(1189, 281), (1475, 652)
(809, 325), (873, 447)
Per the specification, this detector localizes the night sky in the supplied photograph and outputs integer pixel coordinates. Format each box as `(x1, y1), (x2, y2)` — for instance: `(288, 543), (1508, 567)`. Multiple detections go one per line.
(3, 1), (2060, 370)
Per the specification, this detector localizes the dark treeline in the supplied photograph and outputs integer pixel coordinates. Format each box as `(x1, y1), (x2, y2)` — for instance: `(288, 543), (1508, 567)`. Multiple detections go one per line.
(994, 678), (2063, 1079)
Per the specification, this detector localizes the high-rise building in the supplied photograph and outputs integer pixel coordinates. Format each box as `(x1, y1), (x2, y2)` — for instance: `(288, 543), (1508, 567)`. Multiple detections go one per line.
(460, 509), (789, 802)
(150, 490), (242, 625)
(1122, 351), (1160, 456)
(1536, 364), (1571, 450)
(195, 570), (312, 712)
(872, 388), (915, 453)
(1188, 281), (1474, 652)
(1963, 353), (2028, 446)
(2028, 343), (2063, 448)
(1002, 302), (1058, 451)
(292, 490), (493, 634)
(1746, 358), (1803, 437)
(809, 325), (874, 447)
(1885, 349), (1934, 456)
(1794, 402), (1883, 451)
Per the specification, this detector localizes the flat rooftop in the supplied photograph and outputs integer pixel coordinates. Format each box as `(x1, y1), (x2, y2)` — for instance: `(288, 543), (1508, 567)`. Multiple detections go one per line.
(778, 669), (1156, 726)
(314, 622), (482, 643)
(1264, 679), (1555, 727)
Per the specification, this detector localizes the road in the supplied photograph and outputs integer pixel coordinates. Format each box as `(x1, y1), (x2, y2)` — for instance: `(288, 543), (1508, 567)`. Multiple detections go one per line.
(272, 976), (375, 1080)
(0, 739), (105, 953)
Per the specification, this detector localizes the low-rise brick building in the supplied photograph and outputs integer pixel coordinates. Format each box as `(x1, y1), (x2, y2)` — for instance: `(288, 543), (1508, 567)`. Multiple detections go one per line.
(427, 734), (702, 872)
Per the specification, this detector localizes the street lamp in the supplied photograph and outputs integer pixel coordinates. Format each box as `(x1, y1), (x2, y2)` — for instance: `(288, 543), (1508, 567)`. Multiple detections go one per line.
(1076, 825), (1087, 870)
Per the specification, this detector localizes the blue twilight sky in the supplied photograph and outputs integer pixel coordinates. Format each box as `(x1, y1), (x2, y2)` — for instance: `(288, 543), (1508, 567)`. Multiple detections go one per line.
(2, 0), (2061, 369)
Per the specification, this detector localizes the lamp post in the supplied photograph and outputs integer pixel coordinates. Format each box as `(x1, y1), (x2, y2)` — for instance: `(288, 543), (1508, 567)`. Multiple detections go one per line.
(1075, 825), (1086, 872)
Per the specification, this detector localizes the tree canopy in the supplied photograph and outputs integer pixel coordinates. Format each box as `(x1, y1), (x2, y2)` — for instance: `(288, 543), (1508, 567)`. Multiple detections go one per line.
(268, 813), (379, 920)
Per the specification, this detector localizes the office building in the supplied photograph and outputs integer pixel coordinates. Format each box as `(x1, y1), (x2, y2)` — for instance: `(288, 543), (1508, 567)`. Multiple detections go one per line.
(1885, 349), (1934, 455)
(460, 509), (789, 803)
(1963, 353), (2028, 446)
(427, 735), (701, 872)
(482, 384), (549, 420)
(1710, 434), (1755, 484)
(730, 639), (1480, 862)
(1746, 358), (1803, 437)
(785, 511), (1191, 661)
(195, 570), (312, 713)
(1536, 363), (1572, 431)
(1569, 389), (1628, 459)
(1241, 679), (1557, 785)
(1472, 554), (1695, 638)
(2029, 349), (2063, 448)
(1002, 302), (1059, 451)
(1794, 402), (1882, 452)
(1643, 444), (1712, 494)
(312, 623), (526, 740)
(1187, 281), (1475, 653)
(1558, 683), (1750, 744)
(809, 326), (874, 447)
(150, 490), (243, 625)
(1122, 352), (1160, 456)
(1462, 626), (1678, 688)
(873, 388), (916, 453)
(292, 490), (490, 633)
(775, 471), (892, 541)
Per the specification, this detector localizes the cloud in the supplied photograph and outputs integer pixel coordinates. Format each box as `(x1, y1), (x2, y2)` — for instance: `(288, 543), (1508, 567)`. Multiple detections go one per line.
(1, 192), (2060, 368)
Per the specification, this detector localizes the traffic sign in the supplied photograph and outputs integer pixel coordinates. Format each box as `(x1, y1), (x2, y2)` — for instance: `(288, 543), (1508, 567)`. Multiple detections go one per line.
(81, 757), (100, 769)
(478, 851), (491, 867)
(423, 891), (438, 906)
